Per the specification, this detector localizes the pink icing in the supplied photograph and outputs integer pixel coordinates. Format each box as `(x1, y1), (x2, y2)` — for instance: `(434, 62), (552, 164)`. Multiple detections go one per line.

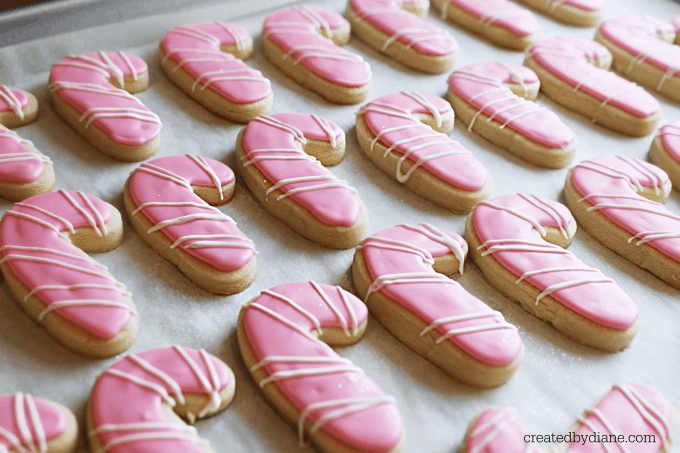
(552, 0), (603, 12)
(672, 16), (680, 33)
(465, 407), (533, 453)
(449, 62), (576, 149)
(263, 6), (371, 87)
(361, 92), (488, 191)
(0, 393), (67, 451)
(350, 0), (458, 56)
(571, 156), (680, 263)
(465, 383), (673, 453)
(528, 37), (659, 118)
(241, 113), (360, 227)
(473, 193), (639, 330)
(49, 51), (161, 146)
(0, 126), (46, 184)
(0, 190), (131, 339)
(129, 155), (255, 272)
(0, 86), (29, 117)
(599, 16), (680, 91)
(362, 224), (522, 366)
(242, 281), (403, 451)
(569, 383), (674, 453)
(91, 346), (233, 453)
(161, 22), (271, 104)
(443, 0), (539, 38)
(659, 119), (680, 162)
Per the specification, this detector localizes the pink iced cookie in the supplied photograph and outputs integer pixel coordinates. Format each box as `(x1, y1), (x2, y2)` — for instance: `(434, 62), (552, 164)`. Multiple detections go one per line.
(513, 0), (604, 27)
(88, 346), (236, 453)
(347, 0), (458, 74)
(124, 155), (257, 295)
(650, 119), (680, 190)
(0, 86), (55, 201)
(0, 392), (79, 453)
(49, 51), (161, 161)
(595, 15), (680, 103)
(461, 383), (676, 453)
(160, 22), (273, 122)
(448, 61), (578, 168)
(352, 223), (523, 388)
(525, 37), (660, 137)
(0, 190), (138, 357)
(465, 193), (639, 351)
(237, 281), (404, 453)
(356, 91), (492, 213)
(263, 6), (372, 104)
(565, 156), (680, 289)
(236, 113), (368, 249)
(432, 0), (541, 50)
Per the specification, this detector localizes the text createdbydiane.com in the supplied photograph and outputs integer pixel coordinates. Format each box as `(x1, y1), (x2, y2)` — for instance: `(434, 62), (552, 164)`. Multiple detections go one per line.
(525, 432), (657, 446)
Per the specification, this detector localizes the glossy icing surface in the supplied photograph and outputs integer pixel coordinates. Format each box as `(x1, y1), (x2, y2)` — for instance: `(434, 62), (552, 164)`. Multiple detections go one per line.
(241, 113), (360, 227)
(571, 156), (680, 263)
(361, 224), (522, 366)
(599, 16), (680, 92)
(263, 6), (371, 87)
(129, 155), (255, 272)
(0, 126), (48, 184)
(659, 119), (680, 162)
(243, 281), (403, 451)
(161, 22), (271, 104)
(473, 193), (638, 330)
(465, 407), (533, 453)
(528, 37), (659, 118)
(442, 0), (539, 38)
(49, 51), (161, 146)
(0, 86), (29, 119)
(350, 0), (458, 56)
(360, 92), (488, 191)
(0, 393), (67, 452)
(91, 346), (232, 453)
(449, 62), (576, 149)
(0, 191), (131, 339)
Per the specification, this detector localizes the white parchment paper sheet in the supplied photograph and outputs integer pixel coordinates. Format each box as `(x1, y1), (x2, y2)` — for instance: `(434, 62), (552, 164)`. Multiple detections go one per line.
(0, 0), (679, 452)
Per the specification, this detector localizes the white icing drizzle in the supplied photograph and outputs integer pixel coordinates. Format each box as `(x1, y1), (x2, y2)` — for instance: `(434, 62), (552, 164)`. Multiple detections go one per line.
(628, 230), (680, 245)
(480, 9), (528, 26)
(577, 408), (629, 453)
(311, 114), (338, 147)
(186, 154), (225, 199)
(216, 21), (246, 52)
(11, 393), (47, 453)
(48, 81), (142, 105)
(469, 408), (520, 453)
(0, 152), (51, 165)
(420, 311), (516, 343)
(401, 91), (443, 127)
(294, 5), (331, 36)
(365, 271), (458, 302)
(172, 346), (222, 414)
(258, 288), (323, 335)
(146, 212), (235, 234)
(381, 27), (454, 51)
(117, 51), (138, 81)
(478, 238), (570, 256)
(0, 86), (25, 119)
(66, 51), (127, 87)
(519, 193), (571, 239)
(25, 283), (129, 301)
(265, 174), (357, 201)
(254, 115), (306, 143)
(38, 299), (136, 321)
(78, 106), (161, 128)
(358, 235), (435, 265)
(614, 384), (671, 450)
(134, 163), (192, 189)
(131, 201), (219, 216)
(168, 25), (221, 46)
(3, 211), (70, 241)
(400, 223), (466, 274)
(59, 190), (108, 237)
(477, 200), (547, 236)
(310, 280), (357, 337)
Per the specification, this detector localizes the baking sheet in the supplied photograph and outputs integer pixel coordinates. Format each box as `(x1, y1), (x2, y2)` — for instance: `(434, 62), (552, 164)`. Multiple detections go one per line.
(1, 0), (680, 451)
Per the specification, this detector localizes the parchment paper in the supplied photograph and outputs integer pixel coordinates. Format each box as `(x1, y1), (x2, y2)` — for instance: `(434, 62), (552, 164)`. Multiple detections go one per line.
(0, 0), (679, 452)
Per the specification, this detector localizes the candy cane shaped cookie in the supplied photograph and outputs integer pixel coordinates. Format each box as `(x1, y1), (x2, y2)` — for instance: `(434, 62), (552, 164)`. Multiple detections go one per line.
(124, 155), (257, 294)
(448, 62), (578, 168)
(236, 113), (368, 249)
(352, 224), (523, 388)
(650, 119), (680, 189)
(465, 193), (639, 351)
(160, 22), (273, 122)
(263, 6), (372, 104)
(513, 0), (604, 27)
(238, 281), (404, 453)
(88, 346), (235, 453)
(49, 51), (161, 162)
(565, 156), (680, 289)
(461, 383), (676, 453)
(595, 16), (680, 104)
(357, 92), (492, 213)
(0, 393), (79, 453)
(0, 190), (138, 357)
(346, 0), (458, 74)
(524, 37), (661, 137)
(432, 0), (540, 50)
(0, 87), (55, 200)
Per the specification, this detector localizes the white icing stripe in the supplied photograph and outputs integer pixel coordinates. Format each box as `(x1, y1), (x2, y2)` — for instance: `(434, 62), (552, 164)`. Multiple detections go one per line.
(146, 213), (235, 234)
(136, 164), (191, 189)
(402, 91), (443, 127)
(259, 289), (322, 334)
(516, 266), (598, 283)
(54, 61), (111, 77)
(337, 287), (359, 336)
(370, 123), (424, 150)
(365, 271), (458, 301)
(49, 81), (142, 105)
(311, 281), (350, 337)
(247, 302), (320, 342)
(398, 223), (466, 274)
(38, 299), (136, 320)
(172, 346), (221, 416)
(519, 193), (570, 239)
(535, 277), (614, 304)
(59, 190), (106, 237)
(420, 311), (516, 343)
(0, 154), (51, 165)
(4, 211), (70, 241)
(78, 190), (109, 236)
(187, 154), (225, 200)
(478, 200), (547, 236)
(118, 51), (137, 80)
(0, 86), (25, 119)
(629, 230), (680, 245)
(254, 116), (306, 143)
(89, 422), (197, 437)
(0, 420), (26, 453)
(25, 283), (130, 301)
(13, 203), (75, 234)
(192, 68), (264, 92)
(132, 201), (219, 216)
(15, 393), (38, 453)
(169, 233), (253, 249)
(0, 245), (107, 269)
(381, 27), (453, 52)
(92, 431), (209, 453)
(471, 407), (514, 436)
(311, 114), (338, 147)
(127, 354), (186, 404)
(575, 161), (644, 192)
(258, 364), (363, 387)
(79, 107), (161, 128)
(297, 396), (396, 447)
(359, 235), (435, 264)
(217, 21), (246, 52)
(0, 255), (112, 280)
(470, 409), (520, 453)
(104, 368), (176, 406)
(251, 355), (353, 372)
(615, 384), (671, 450)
